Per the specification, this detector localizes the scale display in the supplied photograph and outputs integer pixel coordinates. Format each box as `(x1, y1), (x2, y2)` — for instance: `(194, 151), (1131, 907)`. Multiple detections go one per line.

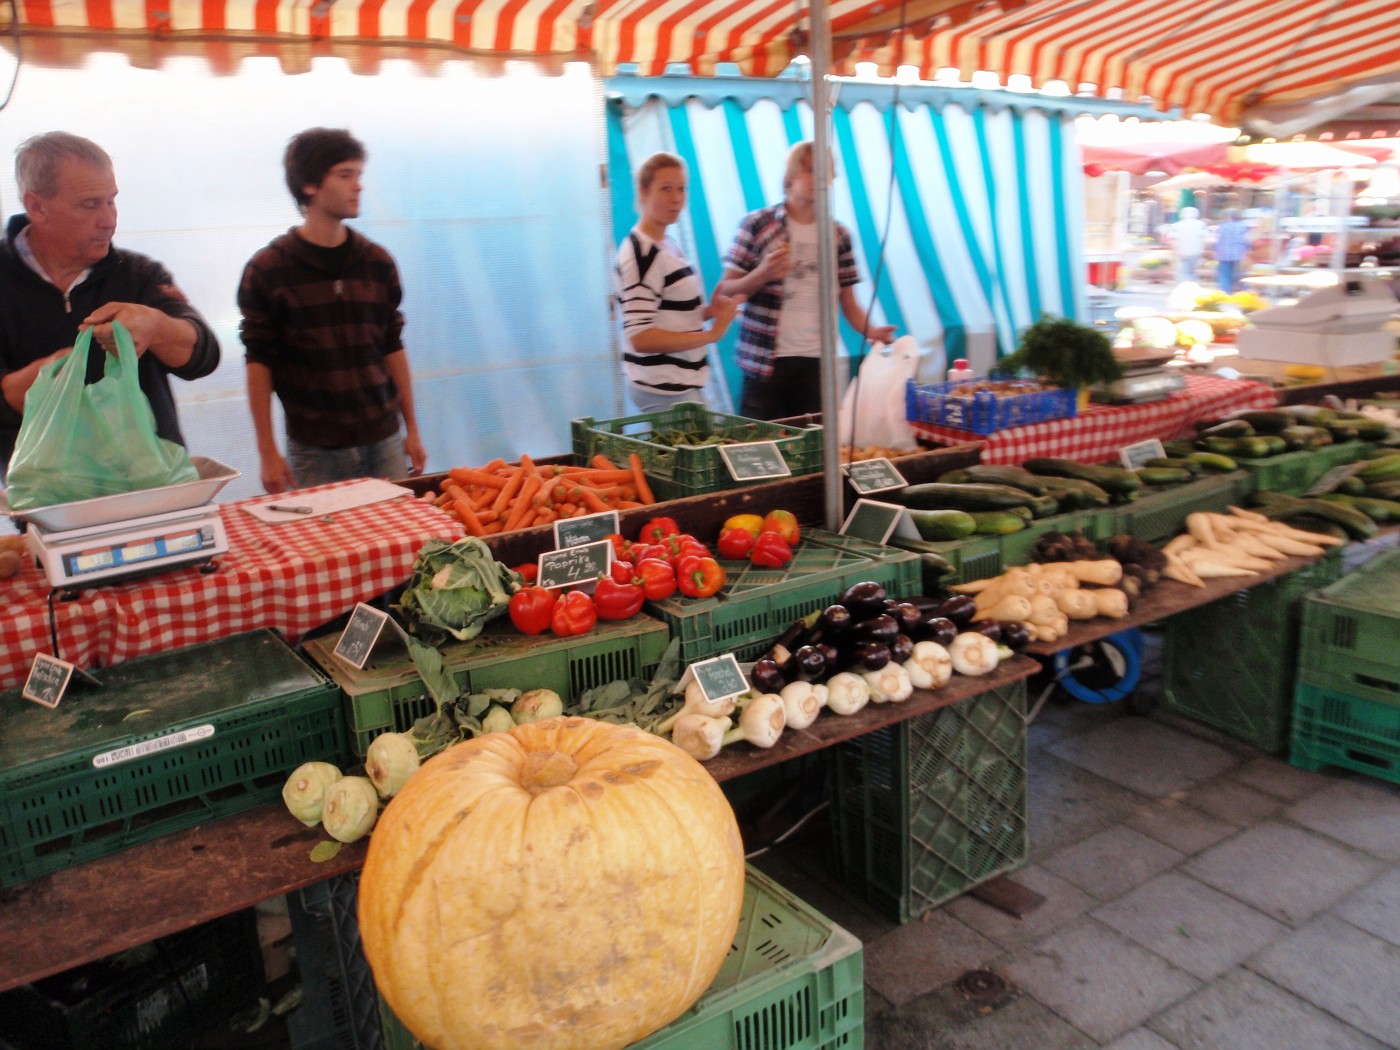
(63, 527), (217, 578)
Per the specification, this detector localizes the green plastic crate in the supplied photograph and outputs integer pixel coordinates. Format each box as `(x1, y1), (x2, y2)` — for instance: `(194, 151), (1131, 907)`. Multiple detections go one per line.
(0, 630), (345, 888)
(1290, 681), (1400, 787)
(1163, 548), (1344, 753)
(571, 404), (823, 501)
(647, 529), (920, 664)
(1298, 547), (1400, 708)
(302, 615), (672, 756)
(0, 909), (265, 1050)
(826, 680), (1029, 923)
(1113, 471), (1253, 544)
(1235, 441), (1376, 497)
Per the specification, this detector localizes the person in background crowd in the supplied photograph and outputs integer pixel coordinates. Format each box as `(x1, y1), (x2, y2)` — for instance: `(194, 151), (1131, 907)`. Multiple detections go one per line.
(1167, 205), (1208, 283)
(612, 152), (741, 413)
(1212, 209), (1253, 294)
(715, 141), (896, 421)
(0, 132), (221, 478)
(239, 128), (426, 494)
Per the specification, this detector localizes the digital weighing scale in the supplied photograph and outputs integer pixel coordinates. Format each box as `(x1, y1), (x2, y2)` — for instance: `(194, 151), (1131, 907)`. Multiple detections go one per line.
(27, 503), (228, 588)
(1092, 363), (1187, 405)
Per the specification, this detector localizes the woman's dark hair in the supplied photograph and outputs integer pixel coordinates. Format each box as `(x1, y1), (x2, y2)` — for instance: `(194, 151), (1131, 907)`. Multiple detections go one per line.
(284, 128), (366, 208)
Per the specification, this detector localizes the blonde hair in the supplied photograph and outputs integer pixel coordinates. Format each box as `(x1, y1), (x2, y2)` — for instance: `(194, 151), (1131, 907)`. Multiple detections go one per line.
(784, 141), (814, 193)
(636, 152), (685, 196)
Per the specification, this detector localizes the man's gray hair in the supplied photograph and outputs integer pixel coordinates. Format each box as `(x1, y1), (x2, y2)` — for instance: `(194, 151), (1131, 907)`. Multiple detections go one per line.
(16, 132), (112, 199)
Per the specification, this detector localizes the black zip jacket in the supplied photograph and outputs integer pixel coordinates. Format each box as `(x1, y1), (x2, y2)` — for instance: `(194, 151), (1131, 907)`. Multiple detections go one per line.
(0, 213), (222, 468)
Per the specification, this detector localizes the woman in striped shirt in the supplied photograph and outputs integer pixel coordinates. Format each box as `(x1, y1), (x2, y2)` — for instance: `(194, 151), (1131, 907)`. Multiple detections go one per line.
(613, 153), (742, 412)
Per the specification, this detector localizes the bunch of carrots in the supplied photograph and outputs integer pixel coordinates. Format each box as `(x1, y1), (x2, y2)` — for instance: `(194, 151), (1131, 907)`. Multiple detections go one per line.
(423, 453), (656, 536)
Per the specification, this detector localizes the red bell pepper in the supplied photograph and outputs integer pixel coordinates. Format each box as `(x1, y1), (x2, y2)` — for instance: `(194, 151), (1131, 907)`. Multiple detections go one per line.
(508, 585), (556, 635)
(608, 558), (636, 585)
(750, 531), (792, 568)
(605, 533), (632, 562)
(677, 554), (726, 599)
(634, 557), (677, 600)
(627, 541), (669, 565)
(638, 516), (681, 544)
(593, 574), (646, 620)
(513, 562), (538, 584)
(717, 527), (757, 560)
(761, 509), (801, 546)
(550, 590), (598, 636)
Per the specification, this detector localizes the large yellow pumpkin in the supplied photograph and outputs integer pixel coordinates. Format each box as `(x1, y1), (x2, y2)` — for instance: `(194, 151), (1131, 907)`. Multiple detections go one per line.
(358, 716), (746, 1050)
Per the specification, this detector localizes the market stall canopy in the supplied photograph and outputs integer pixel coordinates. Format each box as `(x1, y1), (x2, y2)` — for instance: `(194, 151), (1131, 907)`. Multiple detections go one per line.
(1080, 140), (1230, 177)
(1232, 141), (1380, 170)
(6, 0), (1398, 126)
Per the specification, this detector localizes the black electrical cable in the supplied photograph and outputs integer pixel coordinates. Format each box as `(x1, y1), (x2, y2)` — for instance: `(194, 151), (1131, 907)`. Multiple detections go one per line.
(48, 586), (60, 659)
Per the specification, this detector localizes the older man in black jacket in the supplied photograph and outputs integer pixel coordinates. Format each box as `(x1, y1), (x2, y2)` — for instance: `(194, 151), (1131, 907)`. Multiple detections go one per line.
(0, 131), (220, 476)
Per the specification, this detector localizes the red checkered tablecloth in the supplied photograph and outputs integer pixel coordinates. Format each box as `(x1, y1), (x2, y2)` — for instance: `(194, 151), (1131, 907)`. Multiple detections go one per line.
(0, 482), (463, 692)
(911, 374), (1279, 465)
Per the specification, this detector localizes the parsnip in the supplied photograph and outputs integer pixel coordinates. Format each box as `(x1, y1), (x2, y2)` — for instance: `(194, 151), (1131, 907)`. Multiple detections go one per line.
(1186, 512), (1219, 548)
(1163, 552), (1205, 587)
(1162, 533), (1197, 557)
(1184, 557), (1257, 578)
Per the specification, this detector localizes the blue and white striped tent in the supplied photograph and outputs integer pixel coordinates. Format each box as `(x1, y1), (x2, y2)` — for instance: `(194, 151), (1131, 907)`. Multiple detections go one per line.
(607, 73), (1136, 412)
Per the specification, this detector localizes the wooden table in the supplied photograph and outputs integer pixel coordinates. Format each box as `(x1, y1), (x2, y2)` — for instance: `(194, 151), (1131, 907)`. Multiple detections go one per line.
(0, 655), (1037, 995)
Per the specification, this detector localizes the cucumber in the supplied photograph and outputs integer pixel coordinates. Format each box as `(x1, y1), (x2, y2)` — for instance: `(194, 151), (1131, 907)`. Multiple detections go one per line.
(891, 482), (1038, 513)
(1325, 424), (1361, 443)
(1279, 425), (1333, 451)
(1250, 492), (1378, 539)
(1356, 454), (1400, 480)
(1229, 410), (1293, 435)
(1162, 439), (1197, 458)
(1363, 479), (1400, 499)
(906, 508), (978, 541)
(884, 538), (957, 587)
(1144, 457), (1201, 474)
(1185, 451), (1239, 472)
(1021, 458), (1142, 500)
(1134, 466), (1192, 486)
(1342, 496), (1400, 524)
(970, 510), (1027, 535)
(1196, 418), (1255, 438)
(1027, 475), (1112, 508)
(954, 464), (1049, 495)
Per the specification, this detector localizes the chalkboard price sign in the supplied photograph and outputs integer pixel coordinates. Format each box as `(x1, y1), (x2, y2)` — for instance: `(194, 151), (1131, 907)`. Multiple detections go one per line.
(718, 441), (792, 482)
(844, 457), (908, 494)
(683, 654), (749, 706)
(840, 499), (911, 545)
(334, 603), (409, 670)
(537, 539), (611, 590)
(22, 654), (98, 708)
(554, 509), (620, 550)
(1119, 438), (1166, 470)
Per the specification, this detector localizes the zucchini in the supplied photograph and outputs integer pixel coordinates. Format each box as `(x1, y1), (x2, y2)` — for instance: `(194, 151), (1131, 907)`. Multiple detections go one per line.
(884, 538), (957, 587)
(1021, 458), (1142, 500)
(1279, 425), (1333, 451)
(1196, 418), (1255, 438)
(1250, 492), (1378, 540)
(1230, 410), (1293, 435)
(1356, 454), (1400, 480)
(1026, 476), (1106, 511)
(1134, 466), (1192, 486)
(953, 464), (1049, 495)
(1144, 457), (1201, 474)
(905, 508), (978, 541)
(1341, 495), (1400, 524)
(1363, 479), (1400, 500)
(891, 482), (1038, 513)
(1185, 451), (1239, 472)
(1162, 439), (1197, 458)
(1325, 424), (1361, 443)
(970, 510), (1027, 536)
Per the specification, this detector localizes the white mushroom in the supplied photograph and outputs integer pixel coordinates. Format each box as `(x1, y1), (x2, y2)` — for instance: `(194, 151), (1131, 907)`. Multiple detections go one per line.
(903, 641), (953, 690)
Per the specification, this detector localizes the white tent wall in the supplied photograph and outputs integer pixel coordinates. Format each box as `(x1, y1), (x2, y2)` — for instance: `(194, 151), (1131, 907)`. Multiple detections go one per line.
(606, 75), (1093, 402)
(0, 54), (620, 502)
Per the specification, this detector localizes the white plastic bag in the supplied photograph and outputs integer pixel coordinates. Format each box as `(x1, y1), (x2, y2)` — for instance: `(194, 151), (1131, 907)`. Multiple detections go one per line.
(838, 336), (921, 450)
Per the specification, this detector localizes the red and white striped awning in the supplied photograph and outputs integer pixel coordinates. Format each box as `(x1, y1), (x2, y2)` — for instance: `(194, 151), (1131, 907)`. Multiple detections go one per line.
(7, 0), (1400, 126)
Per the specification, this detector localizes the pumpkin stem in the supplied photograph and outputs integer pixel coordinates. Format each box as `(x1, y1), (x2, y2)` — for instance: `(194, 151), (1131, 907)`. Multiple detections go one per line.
(519, 749), (579, 793)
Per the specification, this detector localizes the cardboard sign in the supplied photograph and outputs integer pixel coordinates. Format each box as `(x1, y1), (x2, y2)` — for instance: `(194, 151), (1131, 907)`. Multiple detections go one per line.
(537, 539), (611, 590)
(839, 499), (921, 545)
(334, 602), (410, 670)
(23, 653), (99, 709)
(843, 457), (908, 495)
(718, 441), (792, 482)
(553, 510), (620, 550)
(1119, 439), (1166, 470)
(678, 654), (749, 706)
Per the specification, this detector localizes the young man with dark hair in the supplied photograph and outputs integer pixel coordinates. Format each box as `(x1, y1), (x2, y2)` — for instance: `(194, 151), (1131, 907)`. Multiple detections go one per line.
(238, 127), (426, 493)
(0, 131), (220, 475)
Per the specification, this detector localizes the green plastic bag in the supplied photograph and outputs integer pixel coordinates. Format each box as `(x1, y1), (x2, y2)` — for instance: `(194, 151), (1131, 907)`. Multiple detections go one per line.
(5, 321), (198, 511)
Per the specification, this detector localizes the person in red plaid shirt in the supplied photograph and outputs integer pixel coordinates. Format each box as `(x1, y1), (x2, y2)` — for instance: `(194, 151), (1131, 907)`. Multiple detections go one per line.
(716, 142), (895, 420)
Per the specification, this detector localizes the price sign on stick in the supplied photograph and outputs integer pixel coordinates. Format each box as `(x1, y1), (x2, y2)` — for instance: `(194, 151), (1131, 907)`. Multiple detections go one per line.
(678, 654), (749, 707)
(537, 539), (611, 590)
(840, 499), (921, 545)
(23, 653), (100, 709)
(843, 457), (908, 495)
(718, 441), (791, 482)
(554, 510), (620, 550)
(334, 603), (410, 670)
(1119, 438), (1166, 470)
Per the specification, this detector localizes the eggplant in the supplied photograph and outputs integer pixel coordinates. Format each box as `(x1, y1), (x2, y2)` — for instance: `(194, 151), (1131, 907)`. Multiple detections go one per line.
(750, 658), (788, 693)
(790, 645), (827, 682)
(966, 619), (1003, 643)
(853, 614), (900, 646)
(851, 640), (891, 672)
(772, 615), (812, 656)
(815, 641), (842, 672)
(885, 601), (923, 635)
(839, 581), (887, 620)
(818, 603), (855, 637)
(934, 594), (978, 627)
(997, 621), (1031, 652)
(907, 595), (943, 615)
(917, 615), (958, 647)
(889, 633), (915, 664)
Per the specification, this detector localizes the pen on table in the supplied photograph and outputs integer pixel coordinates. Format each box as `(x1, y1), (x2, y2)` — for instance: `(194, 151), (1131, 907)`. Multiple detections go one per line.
(268, 504), (314, 515)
